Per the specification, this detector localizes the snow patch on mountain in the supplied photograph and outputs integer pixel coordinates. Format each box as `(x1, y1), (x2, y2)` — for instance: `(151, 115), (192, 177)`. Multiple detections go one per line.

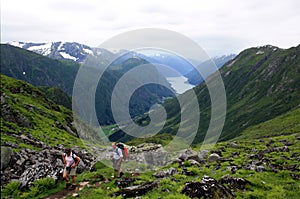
(83, 48), (93, 55)
(27, 43), (52, 56)
(8, 41), (26, 48)
(256, 50), (264, 55)
(59, 52), (77, 61)
(57, 42), (64, 51)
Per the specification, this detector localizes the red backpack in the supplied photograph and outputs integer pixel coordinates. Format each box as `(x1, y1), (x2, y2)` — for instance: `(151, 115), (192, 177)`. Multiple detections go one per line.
(117, 143), (129, 160)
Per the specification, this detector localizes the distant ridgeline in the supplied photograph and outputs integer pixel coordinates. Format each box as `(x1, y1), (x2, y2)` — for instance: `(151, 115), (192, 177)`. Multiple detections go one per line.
(0, 44), (174, 125)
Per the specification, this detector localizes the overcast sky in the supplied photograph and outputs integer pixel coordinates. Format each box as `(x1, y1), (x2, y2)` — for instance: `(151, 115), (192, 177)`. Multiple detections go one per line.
(1, 0), (300, 56)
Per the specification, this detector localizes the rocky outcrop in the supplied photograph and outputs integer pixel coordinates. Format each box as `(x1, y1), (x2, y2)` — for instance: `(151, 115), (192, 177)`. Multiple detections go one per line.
(122, 143), (170, 167)
(219, 175), (251, 190)
(1, 145), (96, 189)
(1, 147), (13, 170)
(181, 176), (234, 199)
(1, 93), (33, 128)
(181, 175), (251, 199)
(153, 167), (177, 178)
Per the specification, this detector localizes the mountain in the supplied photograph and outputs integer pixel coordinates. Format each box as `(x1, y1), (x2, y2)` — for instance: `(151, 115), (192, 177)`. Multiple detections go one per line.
(185, 54), (236, 85)
(0, 44), (174, 125)
(7, 41), (114, 63)
(1, 44), (79, 95)
(139, 45), (300, 143)
(139, 52), (195, 77)
(8, 42), (195, 77)
(1, 45), (299, 199)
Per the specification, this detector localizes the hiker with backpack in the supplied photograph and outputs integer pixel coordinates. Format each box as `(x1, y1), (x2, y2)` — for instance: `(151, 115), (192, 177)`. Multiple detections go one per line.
(62, 148), (81, 190)
(111, 142), (124, 178)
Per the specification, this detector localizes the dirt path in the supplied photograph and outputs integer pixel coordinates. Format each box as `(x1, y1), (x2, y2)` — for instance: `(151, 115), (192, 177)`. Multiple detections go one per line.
(42, 181), (90, 199)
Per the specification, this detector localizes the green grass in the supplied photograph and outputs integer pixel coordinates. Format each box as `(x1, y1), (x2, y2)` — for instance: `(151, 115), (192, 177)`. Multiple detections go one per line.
(3, 130), (299, 198)
(0, 74), (89, 150)
(236, 108), (300, 140)
(101, 125), (118, 136)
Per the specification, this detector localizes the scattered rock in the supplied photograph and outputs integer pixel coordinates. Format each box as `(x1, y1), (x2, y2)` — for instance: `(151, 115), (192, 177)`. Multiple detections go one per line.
(162, 188), (170, 192)
(142, 150), (169, 167)
(188, 159), (201, 167)
(115, 178), (136, 188)
(198, 150), (209, 159)
(290, 173), (300, 180)
(178, 148), (200, 162)
(220, 158), (234, 163)
(153, 167), (177, 178)
(267, 138), (275, 146)
(181, 176), (234, 199)
(112, 180), (159, 198)
(281, 140), (294, 146)
(219, 175), (251, 190)
(229, 142), (240, 148)
(227, 166), (238, 174)
(231, 151), (240, 158)
(1, 147), (13, 170)
(255, 166), (266, 172)
(136, 143), (163, 152)
(208, 153), (220, 162)
(249, 154), (258, 159)
(181, 168), (196, 176)
(171, 158), (182, 164)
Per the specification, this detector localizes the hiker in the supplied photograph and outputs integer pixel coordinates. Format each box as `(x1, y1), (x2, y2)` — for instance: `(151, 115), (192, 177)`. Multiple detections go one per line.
(111, 142), (123, 177)
(62, 148), (81, 190)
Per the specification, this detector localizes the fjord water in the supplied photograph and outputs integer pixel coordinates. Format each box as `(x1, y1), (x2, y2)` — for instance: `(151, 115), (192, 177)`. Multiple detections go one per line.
(166, 75), (194, 94)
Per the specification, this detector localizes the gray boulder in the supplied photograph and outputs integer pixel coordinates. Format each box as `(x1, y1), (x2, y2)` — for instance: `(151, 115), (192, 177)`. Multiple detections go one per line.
(208, 153), (220, 162)
(1, 147), (13, 170)
(178, 148), (201, 162)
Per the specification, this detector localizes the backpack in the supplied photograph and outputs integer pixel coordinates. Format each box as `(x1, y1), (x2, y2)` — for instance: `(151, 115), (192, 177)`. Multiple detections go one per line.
(116, 143), (129, 160)
(64, 151), (79, 165)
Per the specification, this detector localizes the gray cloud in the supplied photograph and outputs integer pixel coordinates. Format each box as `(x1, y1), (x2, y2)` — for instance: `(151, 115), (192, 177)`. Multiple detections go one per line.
(1, 0), (299, 56)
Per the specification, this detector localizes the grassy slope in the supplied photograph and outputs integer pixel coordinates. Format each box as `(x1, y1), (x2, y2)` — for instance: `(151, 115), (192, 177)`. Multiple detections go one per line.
(65, 106), (300, 199)
(4, 108), (297, 199)
(0, 74), (85, 150)
(235, 107), (300, 140)
(158, 45), (300, 143)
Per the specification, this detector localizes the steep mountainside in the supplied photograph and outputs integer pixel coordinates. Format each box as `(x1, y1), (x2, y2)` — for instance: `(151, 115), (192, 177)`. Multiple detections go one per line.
(159, 45), (300, 143)
(39, 86), (72, 109)
(0, 74), (85, 150)
(185, 54), (236, 85)
(235, 107), (300, 140)
(1, 44), (174, 125)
